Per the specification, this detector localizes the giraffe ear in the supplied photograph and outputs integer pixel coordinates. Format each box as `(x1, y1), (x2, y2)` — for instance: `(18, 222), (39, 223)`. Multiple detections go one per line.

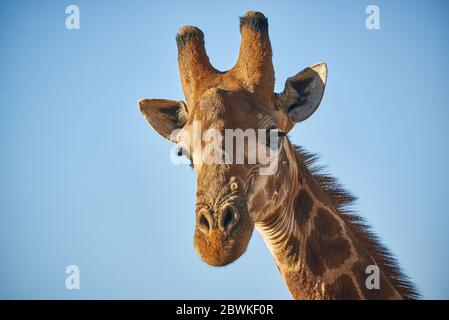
(138, 99), (188, 141)
(275, 62), (327, 123)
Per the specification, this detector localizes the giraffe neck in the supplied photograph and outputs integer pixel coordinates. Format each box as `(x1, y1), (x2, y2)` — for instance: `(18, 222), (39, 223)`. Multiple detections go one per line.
(253, 141), (402, 300)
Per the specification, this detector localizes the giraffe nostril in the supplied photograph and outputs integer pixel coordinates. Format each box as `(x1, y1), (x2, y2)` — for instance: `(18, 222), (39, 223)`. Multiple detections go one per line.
(223, 209), (233, 229)
(200, 215), (210, 230)
(197, 209), (212, 235)
(220, 205), (240, 233)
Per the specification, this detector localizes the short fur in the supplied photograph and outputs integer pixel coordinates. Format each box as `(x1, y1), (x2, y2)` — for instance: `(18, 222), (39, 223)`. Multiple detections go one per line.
(295, 146), (420, 299)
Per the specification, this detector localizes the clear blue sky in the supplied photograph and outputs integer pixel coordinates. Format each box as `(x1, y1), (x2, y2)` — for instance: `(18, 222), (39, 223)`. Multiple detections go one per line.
(1, 0), (448, 299)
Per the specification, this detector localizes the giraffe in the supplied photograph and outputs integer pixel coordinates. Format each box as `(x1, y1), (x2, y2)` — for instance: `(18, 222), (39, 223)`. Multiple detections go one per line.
(138, 11), (418, 299)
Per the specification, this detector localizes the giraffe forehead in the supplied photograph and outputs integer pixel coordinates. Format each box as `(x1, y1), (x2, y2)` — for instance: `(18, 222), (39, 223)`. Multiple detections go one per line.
(188, 88), (274, 129)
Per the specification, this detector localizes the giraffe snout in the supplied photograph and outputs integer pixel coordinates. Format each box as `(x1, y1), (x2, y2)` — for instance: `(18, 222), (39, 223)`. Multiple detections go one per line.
(194, 176), (254, 266)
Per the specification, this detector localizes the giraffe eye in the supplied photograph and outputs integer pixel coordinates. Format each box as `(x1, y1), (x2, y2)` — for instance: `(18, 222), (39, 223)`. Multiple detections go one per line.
(266, 128), (286, 149)
(278, 131), (286, 138)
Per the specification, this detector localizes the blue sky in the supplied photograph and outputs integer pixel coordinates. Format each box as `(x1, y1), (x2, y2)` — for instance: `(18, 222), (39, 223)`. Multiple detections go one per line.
(0, 0), (448, 299)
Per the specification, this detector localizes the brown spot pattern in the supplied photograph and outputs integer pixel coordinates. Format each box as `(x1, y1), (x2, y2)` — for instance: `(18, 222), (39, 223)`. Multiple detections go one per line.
(306, 230), (351, 276)
(314, 208), (342, 236)
(305, 232), (326, 276)
(327, 274), (360, 300)
(294, 190), (312, 228)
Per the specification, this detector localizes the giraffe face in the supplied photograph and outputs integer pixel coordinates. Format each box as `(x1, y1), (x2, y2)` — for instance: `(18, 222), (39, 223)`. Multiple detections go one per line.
(175, 88), (291, 266)
(140, 88), (291, 266)
(139, 11), (327, 266)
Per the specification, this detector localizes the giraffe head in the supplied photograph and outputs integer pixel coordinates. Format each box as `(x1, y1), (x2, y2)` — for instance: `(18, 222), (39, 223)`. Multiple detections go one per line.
(139, 12), (327, 266)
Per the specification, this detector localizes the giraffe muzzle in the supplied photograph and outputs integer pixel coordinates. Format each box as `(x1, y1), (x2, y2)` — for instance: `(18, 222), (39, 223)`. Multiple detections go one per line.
(197, 204), (240, 235)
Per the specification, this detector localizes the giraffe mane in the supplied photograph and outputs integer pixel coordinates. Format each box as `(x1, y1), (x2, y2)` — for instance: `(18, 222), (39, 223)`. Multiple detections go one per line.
(294, 145), (420, 299)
